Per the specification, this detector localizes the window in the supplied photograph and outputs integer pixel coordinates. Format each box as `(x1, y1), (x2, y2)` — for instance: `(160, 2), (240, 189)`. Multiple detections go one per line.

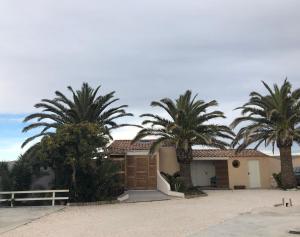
(232, 160), (240, 168)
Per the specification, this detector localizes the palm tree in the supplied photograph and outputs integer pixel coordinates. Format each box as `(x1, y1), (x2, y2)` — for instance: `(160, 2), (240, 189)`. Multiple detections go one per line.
(133, 90), (234, 188)
(22, 83), (133, 147)
(231, 79), (300, 189)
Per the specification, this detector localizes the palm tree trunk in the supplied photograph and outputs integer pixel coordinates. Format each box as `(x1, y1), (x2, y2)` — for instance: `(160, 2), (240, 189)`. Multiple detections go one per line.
(279, 146), (297, 189)
(176, 148), (193, 188)
(179, 162), (193, 188)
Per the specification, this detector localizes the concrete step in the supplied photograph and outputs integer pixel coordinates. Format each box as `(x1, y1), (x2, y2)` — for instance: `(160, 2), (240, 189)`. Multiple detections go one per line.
(121, 190), (171, 203)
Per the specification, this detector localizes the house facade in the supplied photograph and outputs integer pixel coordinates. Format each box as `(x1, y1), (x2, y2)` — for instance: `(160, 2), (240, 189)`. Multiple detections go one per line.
(108, 140), (300, 194)
(159, 147), (275, 189)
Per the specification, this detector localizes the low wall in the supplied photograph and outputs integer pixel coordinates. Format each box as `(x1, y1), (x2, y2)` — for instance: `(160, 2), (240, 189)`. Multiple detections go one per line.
(156, 171), (184, 198)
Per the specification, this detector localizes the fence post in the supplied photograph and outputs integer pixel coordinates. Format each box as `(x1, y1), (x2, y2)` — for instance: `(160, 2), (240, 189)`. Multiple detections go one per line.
(52, 191), (55, 206)
(11, 193), (14, 207)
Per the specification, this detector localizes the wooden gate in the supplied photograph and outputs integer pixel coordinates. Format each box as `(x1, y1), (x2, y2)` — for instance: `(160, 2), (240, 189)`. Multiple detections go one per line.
(126, 156), (157, 190)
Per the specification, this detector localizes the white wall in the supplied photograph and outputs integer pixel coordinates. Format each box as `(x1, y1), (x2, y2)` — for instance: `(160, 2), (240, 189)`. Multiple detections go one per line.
(191, 161), (215, 186)
(156, 170), (184, 198)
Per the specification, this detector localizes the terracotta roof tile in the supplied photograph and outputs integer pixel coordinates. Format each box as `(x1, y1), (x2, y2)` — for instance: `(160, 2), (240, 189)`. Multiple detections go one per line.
(192, 149), (268, 158)
(108, 140), (269, 157)
(108, 140), (156, 153)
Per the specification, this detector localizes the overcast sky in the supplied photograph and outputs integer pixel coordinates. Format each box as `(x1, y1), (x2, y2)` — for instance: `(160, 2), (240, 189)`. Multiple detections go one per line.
(0, 0), (300, 160)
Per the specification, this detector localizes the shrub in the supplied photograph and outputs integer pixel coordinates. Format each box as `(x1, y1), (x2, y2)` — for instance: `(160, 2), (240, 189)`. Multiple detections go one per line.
(95, 159), (123, 200)
(273, 172), (282, 189)
(184, 186), (207, 198)
(66, 160), (123, 202)
(71, 164), (98, 202)
(0, 157), (38, 193)
(11, 157), (33, 191)
(0, 162), (13, 191)
(161, 172), (185, 192)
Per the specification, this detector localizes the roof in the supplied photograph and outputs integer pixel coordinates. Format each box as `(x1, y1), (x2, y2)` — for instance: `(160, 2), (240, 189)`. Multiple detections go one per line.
(108, 140), (155, 153)
(273, 155), (300, 160)
(192, 149), (268, 158)
(108, 140), (269, 157)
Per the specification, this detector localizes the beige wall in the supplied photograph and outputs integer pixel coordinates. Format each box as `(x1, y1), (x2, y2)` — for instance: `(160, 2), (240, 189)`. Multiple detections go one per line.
(159, 147), (180, 175)
(268, 157), (281, 176)
(158, 147), (273, 189)
(268, 156), (300, 175)
(157, 147), (300, 189)
(228, 156), (300, 189)
(227, 157), (272, 189)
(294, 157), (300, 167)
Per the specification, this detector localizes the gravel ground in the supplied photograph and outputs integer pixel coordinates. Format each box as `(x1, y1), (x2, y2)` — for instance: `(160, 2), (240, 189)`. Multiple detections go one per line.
(1, 190), (300, 237)
(190, 206), (300, 237)
(0, 206), (64, 235)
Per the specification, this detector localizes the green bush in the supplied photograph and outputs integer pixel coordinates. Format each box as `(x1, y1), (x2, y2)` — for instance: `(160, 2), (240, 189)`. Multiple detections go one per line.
(161, 172), (186, 192)
(68, 160), (123, 202)
(11, 157), (32, 191)
(0, 159), (34, 206)
(0, 162), (13, 191)
(0, 159), (33, 192)
(70, 164), (97, 202)
(184, 186), (207, 197)
(273, 172), (282, 188)
(95, 160), (123, 200)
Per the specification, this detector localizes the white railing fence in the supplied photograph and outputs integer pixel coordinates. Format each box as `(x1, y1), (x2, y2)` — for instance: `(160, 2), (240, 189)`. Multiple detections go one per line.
(0, 189), (69, 207)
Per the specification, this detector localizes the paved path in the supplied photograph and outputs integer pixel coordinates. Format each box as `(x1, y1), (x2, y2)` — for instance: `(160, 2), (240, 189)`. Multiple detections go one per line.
(124, 190), (171, 202)
(0, 206), (64, 234)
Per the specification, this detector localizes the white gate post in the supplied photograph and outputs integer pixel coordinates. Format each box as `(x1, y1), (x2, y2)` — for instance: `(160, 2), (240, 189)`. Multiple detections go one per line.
(52, 191), (55, 206)
(11, 193), (14, 207)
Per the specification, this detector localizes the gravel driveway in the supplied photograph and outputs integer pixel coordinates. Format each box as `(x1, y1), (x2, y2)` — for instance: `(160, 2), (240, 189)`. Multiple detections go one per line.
(0, 206), (64, 235)
(190, 206), (300, 237)
(1, 190), (300, 237)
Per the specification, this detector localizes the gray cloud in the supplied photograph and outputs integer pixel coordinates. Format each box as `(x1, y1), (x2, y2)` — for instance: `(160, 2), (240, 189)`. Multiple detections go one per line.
(0, 0), (299, 154)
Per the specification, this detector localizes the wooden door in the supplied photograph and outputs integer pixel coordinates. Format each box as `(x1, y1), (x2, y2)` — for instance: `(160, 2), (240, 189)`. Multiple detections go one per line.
(126, 156), (157, 190)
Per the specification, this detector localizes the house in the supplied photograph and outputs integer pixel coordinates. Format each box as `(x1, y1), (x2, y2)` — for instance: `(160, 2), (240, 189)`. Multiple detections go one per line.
(108, 139), (298, 194)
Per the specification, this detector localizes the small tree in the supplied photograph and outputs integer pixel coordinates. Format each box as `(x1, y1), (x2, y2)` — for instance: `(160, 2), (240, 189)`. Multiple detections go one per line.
(38, 122), (110, 201)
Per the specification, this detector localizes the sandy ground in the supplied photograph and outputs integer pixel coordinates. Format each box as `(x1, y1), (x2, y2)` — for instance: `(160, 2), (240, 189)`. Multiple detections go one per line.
(1, 190), (300, 237)
(190, 206), (300, 237)
(0, 207), (64, 235)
